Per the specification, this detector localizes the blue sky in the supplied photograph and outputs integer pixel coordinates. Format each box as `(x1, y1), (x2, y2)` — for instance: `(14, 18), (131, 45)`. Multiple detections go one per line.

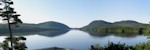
(10, 0), (150, 28)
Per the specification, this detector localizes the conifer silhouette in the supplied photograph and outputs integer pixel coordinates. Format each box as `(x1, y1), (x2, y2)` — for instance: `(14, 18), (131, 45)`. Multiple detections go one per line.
(0, 0), (26, 50)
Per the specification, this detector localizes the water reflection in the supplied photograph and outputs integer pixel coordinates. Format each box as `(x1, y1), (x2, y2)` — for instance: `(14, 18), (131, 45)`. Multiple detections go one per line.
(83, 30), (141, 38)
(0, 30), (149, 50)
(0, 29), (142, 38)
(0, 30), (69, 50)
(0, 30), (69, 37)
(38, 30), (69, 37)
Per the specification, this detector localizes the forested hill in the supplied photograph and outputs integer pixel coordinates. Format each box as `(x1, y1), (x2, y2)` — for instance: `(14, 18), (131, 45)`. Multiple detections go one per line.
(0, 21), (70, 33)
(81, 20), (150, 33)
(38, 21), (70, 29)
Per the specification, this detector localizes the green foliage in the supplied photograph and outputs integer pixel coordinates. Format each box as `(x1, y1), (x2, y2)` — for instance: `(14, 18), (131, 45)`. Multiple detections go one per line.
(0, 36), (27, 50)
(83, 26), (146, 34)
(81, 20), (150, 34)
(82, 24), (150, 34)
(133, 41), (150, 50)
(0, 0), (27, 50)
(90, 41), (150, 50)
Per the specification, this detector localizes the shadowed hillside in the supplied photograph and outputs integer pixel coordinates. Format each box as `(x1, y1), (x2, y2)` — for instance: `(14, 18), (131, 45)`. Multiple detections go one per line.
(0, 21), (70, 34)
(38, 21), (70, 29)
(81, 20), (150, 34)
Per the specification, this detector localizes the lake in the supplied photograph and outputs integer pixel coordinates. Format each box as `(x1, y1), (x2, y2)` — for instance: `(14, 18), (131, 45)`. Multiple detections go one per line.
(0, 30), (149, 50)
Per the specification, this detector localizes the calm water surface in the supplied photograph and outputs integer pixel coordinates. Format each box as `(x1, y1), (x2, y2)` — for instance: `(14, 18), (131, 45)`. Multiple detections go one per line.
(0, 30), (149, 50)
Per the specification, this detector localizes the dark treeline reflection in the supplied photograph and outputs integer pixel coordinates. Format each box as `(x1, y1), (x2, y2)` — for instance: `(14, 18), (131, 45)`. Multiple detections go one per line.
(0, 29), (69, 50)
(0, 29), (143, 38)
(38, 30), (70, 37)
(0, 29), (145, 38)
(0, 30), (148, 50)
(83, 30), (142, 38)
(0, 30), (69, 37)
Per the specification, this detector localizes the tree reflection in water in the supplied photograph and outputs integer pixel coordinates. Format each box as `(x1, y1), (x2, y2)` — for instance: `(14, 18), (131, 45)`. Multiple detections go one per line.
(0, 36), (27, 50)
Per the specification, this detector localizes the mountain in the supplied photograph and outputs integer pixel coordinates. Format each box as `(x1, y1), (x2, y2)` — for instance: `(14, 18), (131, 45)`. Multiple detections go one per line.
(0, 21), (70, 34)
(113, 20), (147, 27)
(82, 20), (147, 29)
(81, 20), (150, 33)
(87, 20), (112, 27)
(37, 21), (70, 29)
(114, 20), (140, 24)
(81, 20), (112, 30)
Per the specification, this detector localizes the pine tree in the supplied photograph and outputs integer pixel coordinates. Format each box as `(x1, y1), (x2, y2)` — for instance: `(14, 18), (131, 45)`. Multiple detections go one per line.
(0, 0), (26, 50)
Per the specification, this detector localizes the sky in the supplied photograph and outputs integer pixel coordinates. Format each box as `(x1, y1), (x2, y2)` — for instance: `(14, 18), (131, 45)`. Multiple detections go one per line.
(4, 0), (150, 28)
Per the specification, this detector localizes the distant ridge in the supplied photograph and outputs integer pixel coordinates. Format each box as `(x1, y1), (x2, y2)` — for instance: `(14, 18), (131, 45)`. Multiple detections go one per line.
(38, 21), (70, 29)
(81, 20), (111, 30)
(113, 20), (141, 25)
(88, 20), (112, 26)
(82, 20), (148, 28)
(0, 21), (70, 34)
(81, 20), (150, 33)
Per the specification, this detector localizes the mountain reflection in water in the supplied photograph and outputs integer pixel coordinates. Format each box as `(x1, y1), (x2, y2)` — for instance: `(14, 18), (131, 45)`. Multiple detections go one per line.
(0, 30), (149, 50)
(0, 30), (69, 37)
